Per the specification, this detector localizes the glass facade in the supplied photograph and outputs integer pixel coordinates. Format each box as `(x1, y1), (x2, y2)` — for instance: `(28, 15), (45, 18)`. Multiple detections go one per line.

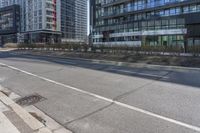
(100, 0), (191, 17)
(91, 0), (200, 48)
(0, 0), (61, 44)
(0, 5), (20, 33)
(0, 10), (14, 30)
(61, 0), (75, 39)
(0, 5), (20, 45)
(61, 0), (87, 43)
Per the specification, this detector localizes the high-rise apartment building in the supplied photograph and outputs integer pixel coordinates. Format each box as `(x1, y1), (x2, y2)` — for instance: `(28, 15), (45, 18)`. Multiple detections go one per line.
(74, 0), (87, 42)
(0, 0), (87, 45)
(22, 0), (61, 43)
(90, 0), (200, 49)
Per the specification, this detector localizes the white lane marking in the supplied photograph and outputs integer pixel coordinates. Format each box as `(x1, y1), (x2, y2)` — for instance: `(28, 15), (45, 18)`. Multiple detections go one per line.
(0, 62), (200, 132)
(108, 68), (168, 78)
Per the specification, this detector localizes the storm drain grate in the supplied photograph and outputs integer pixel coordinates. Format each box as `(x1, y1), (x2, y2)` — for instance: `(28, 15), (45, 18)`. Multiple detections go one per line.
(16, 93), (46, 107)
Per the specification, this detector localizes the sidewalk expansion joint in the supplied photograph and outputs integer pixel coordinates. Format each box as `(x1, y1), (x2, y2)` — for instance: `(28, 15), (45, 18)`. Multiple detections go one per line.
(64, 103), (114, 126)
(113, 80), (155, 101)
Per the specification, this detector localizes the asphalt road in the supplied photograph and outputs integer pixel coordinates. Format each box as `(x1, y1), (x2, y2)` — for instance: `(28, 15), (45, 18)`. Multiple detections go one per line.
(0, 51), (200, 133)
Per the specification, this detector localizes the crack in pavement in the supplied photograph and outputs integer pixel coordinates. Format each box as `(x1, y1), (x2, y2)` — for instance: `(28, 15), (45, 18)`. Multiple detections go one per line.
(63, 103), (114, 126)
(112, 70), (174, 101)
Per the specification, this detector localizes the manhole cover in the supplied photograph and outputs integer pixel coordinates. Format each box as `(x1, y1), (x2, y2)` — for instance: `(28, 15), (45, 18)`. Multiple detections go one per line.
(16, 93), (46, 107)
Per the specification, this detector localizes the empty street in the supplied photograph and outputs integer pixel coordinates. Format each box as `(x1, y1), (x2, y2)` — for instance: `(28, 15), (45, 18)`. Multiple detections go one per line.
(0, 51), (200, 133)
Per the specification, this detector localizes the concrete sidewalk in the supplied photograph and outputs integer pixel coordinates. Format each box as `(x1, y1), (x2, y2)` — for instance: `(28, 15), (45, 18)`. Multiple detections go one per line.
(0, 86), (72, 133)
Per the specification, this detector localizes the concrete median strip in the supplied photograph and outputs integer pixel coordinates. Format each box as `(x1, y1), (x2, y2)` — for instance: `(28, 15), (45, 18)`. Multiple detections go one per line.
(13, 51), (200, 71)
(0, 86), (72, 133)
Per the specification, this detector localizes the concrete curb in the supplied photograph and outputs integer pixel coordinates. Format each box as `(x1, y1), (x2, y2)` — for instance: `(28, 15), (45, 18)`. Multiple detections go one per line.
(0, 91), (46, 131)
(85, 58), (200, 71)
(0, 86), (72, 133)
(13, 50), (200, 71)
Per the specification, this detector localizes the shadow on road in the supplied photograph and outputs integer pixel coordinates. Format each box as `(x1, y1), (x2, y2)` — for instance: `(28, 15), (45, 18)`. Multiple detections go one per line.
(0, 51), (200, 89)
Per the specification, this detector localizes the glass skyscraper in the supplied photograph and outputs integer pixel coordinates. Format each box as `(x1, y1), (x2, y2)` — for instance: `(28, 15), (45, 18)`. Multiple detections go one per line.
(90, 0), (200, 50)
(61, 0), (87, 43)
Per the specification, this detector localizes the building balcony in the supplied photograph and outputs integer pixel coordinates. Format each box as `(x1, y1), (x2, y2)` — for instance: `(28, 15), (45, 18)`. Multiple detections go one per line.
(101, 0), (200, 19)
(101, 0), (128, 7)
